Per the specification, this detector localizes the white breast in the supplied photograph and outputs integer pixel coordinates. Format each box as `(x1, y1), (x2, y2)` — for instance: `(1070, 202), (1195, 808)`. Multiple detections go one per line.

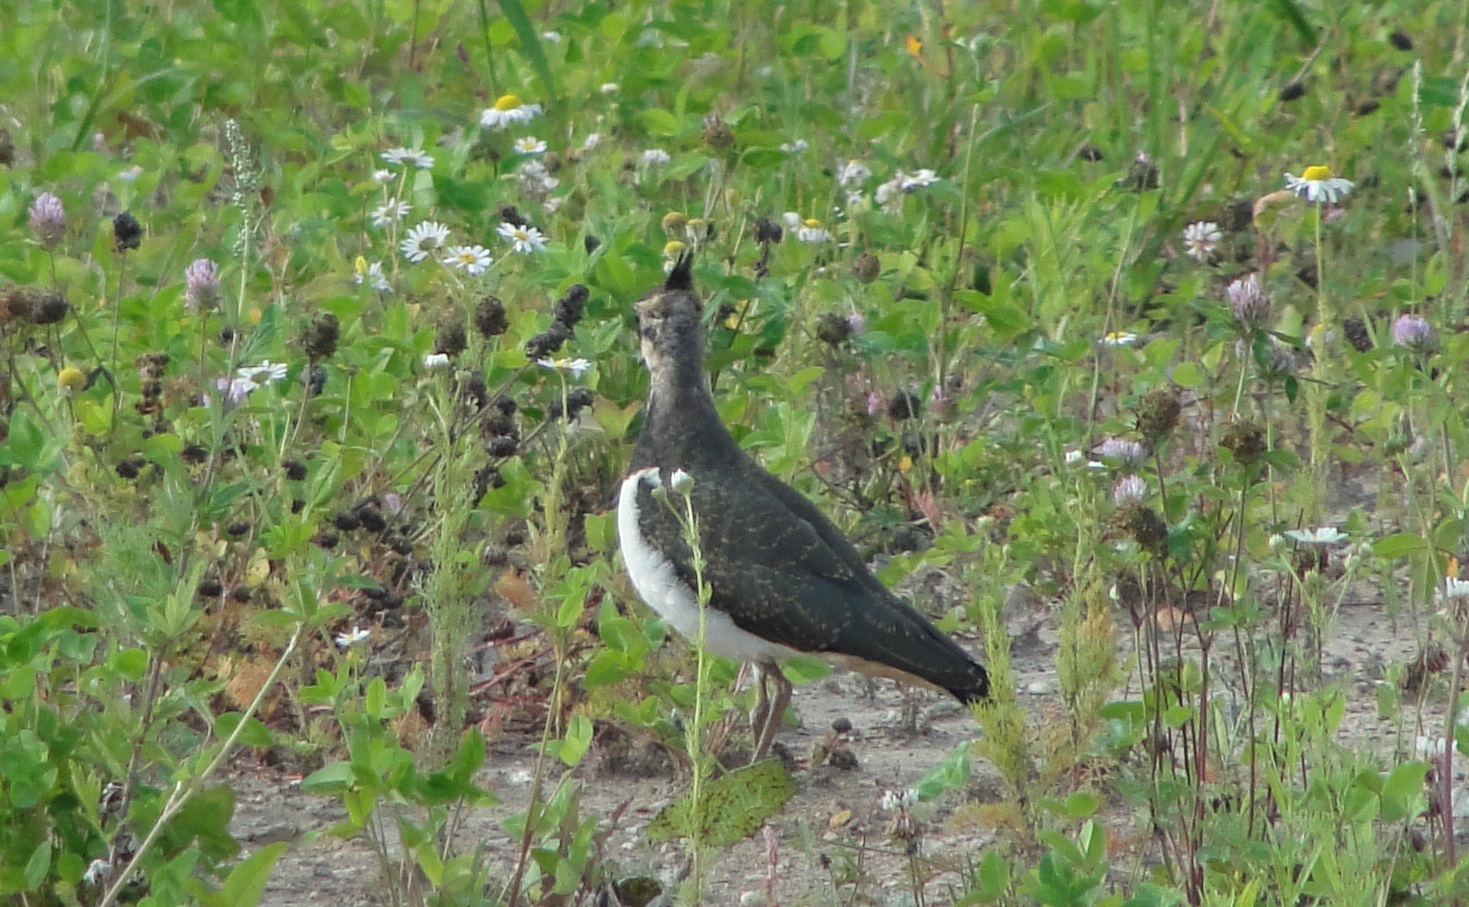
(617, 467), (802, 665)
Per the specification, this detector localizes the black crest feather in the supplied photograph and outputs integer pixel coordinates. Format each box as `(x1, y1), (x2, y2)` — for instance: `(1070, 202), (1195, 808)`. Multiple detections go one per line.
(664, 251), (695, 292)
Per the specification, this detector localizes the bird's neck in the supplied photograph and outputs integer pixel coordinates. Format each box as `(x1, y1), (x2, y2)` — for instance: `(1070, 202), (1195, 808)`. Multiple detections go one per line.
(637, 341), (743, 470)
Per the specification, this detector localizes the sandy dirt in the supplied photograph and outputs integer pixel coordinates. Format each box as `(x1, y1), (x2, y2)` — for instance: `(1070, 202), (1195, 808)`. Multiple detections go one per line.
(229, 582), (1433, 907)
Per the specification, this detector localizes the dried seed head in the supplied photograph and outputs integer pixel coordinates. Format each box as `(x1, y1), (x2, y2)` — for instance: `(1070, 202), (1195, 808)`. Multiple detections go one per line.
(887, 390), (921, 421)
(754, 216), (783, 244)
(851, 251), (881, 284)
(435, 316), (467, 357)
(554, 284), (588, 329)
(474, 295), (509, 337)
(1117, 503), (1168, 554)
(1220, 420), (1267, 466)
(815, 312), (852, 345)
(701, 113), (734, 150)
(1136, 389), (1181, 446)
(1343, 316), (1373, 353)
(524, 321), (571, 359)
(302, 311), (340, 361)
(113, 211), (143, 252)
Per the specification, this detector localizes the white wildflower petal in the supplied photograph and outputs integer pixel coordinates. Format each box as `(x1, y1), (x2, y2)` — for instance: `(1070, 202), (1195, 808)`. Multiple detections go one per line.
(335, 626), (371, 647)
(1101, 331), (1139, 347)
(1284, 527), (1348, 546)
(641, 148), (672, 166)
(498, 222), (547, 254)
(442, 244), (493, 275)
(514, 136), (548, 155)
(370, 199), (411, 227)
(1182, 221), (1222, 263)
(423, 353), (452, 369)
(400, 221), (452, 262)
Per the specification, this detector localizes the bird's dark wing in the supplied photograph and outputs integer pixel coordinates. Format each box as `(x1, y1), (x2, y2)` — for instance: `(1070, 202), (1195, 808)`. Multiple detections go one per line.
(636, 462), (988, 701)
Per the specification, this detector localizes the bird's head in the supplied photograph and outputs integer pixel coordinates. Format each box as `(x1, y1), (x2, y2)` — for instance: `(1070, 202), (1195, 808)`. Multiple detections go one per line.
(634, 252), (704, 374)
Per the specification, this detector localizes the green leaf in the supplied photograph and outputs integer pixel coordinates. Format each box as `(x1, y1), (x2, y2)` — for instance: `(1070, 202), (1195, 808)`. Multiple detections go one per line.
(1372, 532), (1425, 559)
(914, 741), (970, 801)
(637, 108), (681, 137)
(646, 759), (795, 846)
(1266, 0), (1315, 45)
(215, 842), (288, 907)
(300, 761), (355, 794)
(23, 840), (50, 891)
(496, 0), (557, 101)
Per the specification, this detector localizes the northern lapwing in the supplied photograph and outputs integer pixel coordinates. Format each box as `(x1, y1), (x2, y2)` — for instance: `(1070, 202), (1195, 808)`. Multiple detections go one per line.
(617, 254), (990, 761)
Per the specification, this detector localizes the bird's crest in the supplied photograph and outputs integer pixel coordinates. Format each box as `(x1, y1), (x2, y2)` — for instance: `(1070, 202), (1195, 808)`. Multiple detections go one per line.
(664, 251), (695, 293)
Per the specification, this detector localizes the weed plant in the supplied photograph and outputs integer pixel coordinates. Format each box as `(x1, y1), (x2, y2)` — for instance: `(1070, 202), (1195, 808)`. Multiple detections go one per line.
(3, 0), (1469, 905)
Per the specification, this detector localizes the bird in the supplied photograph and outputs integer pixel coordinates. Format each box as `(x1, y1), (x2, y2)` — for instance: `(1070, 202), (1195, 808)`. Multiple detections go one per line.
(617, 253), (990, 761)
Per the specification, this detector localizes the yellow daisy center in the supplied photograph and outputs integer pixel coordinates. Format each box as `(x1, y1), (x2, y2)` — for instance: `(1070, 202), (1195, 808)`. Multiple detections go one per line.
(494, 94), (523, 111)
(804, 218), (823, 228)
(1301, 164), (1333, 181)
(663, 240), (686, 255)
(59, 367), (85, 392)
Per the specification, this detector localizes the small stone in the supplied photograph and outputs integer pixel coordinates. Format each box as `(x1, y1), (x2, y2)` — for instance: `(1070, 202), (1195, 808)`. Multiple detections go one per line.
(1026, 680), (1051, 695)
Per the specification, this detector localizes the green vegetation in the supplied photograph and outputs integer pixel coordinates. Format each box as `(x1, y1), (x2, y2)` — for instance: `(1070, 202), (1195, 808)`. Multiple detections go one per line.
(2, 0), (1468, 904)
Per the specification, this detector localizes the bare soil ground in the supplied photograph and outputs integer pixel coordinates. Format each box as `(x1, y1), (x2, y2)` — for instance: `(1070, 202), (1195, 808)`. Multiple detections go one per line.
(232, 589), (1430, 907)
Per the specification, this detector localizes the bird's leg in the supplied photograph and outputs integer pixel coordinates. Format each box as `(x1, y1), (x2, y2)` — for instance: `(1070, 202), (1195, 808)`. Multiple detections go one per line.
(748, 663), (771, 761)
(750, 663), (792, 763)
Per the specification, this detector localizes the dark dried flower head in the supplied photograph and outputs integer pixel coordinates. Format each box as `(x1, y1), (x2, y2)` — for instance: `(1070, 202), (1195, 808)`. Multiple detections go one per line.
(0, 126), (12, 167)
(815, 312), (852, 345)
(1343, 317), (1373, 353)
(1116, 503), (1168, 554)
(303, 311), (340, 360)
(486, 435), (519, 458)
(32, 291), (70, 325)
(1078, 144), (1104, 162)
(283, 459), (308, 481)
(1136, 389), (1181, 446)
(583, 235), (601, 254)
(1226, 274), (1270, 330)
(113, 211), (143, 252)
(525, 321), (571, 359)
(1278, 81), (1306, 102)
(181, 443), (208, 465)
(549, 386), (597, 421)
(851, 251), (881, 284)
(754, 216), (783, 244)
(473, 465), (506, 499)
(554, 284), (588, 328)
(1121, 151), (1159, 192)
(1392, 313), (1437, 356)
(474, 295), (509, 337)
(29, 192), (66, 247)
(184, 258), (221, 309)
(498, 204), (530, 228)
(355, 502), (387, 533)
(0, 286), (36, 323)
(1389, 30), (1414, 51)
(304, 363), (327, 396)
(701, 113), (734, 149)
(435, 316), (467, 357)
(887, 390), (921, 421)
(1220, 420), (1267, 466)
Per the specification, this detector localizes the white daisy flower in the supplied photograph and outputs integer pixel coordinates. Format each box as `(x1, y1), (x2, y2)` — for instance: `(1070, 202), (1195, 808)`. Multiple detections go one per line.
(370, 199), (411, 227)
(845, 190), (866, 207)
(1284, 165), (1354, 204)
(480, 94), (543, 129)
(335, 625), (371, 647)
(498, 222), (547, 254)
(669, 468), (695, 493)
(1182, 221), (1222, 263)
(400, 221), (451, 262)
(514, 136), (548, 155)
(838, 160), (871, 187)
(423, 353), (452, 369)
(795, 219), (831, 243)
(880, 789), (919, 811)
(641, 148), (672, 166)
(541, 30), (562, 43)
(599, 83), (620, 94)
(372, 169), (394, 183)
(899, 168), (940, 190)
(219, 361), (288, 403)
(582, 133), (603, 150)
(1284, 526), (1348, 546)
(1101, 330), (1138, 347)
(353, 260), (391, 292)
(537, 357), (592, 377)
(442, 244), (493, 275)
(781, 139), (809, 153)
(381, 147), (434, 169)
